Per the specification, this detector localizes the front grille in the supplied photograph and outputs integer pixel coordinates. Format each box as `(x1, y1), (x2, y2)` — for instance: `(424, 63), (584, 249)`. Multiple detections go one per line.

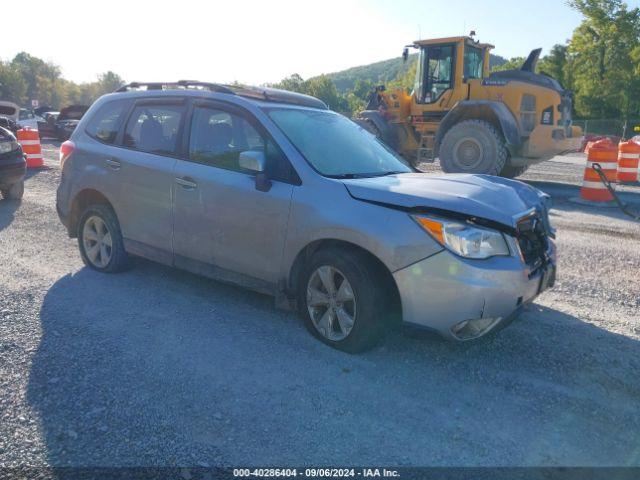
(516, 213), (549, 271)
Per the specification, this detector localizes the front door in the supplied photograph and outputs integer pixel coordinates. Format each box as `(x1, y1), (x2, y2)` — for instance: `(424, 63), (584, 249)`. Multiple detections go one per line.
(172, 101), (295, 286)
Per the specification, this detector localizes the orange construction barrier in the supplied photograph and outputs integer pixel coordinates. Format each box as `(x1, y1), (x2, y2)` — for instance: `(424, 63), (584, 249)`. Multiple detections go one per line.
(16, 127), (44, 168)
(617, 140), (640, 183)
(579, 138), (617, 202)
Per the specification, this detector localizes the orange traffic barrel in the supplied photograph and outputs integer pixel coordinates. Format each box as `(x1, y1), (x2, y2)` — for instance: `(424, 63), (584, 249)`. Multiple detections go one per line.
(579, 138), (617, 202)
(16, 127), (44, 168)
(617, 140), (640, 183)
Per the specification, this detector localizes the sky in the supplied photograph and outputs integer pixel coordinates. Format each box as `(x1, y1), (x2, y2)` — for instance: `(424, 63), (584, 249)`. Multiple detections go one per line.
(3, 0), (639, 85)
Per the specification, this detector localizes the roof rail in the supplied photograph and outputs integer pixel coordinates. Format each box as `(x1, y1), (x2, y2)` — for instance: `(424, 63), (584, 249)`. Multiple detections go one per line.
(115, 81), (234, 94)
(231, 85), (328, 110)
(114, 80), (328, 110)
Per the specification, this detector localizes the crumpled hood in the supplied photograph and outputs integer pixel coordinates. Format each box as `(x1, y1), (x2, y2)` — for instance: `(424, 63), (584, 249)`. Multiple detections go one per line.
(343, 173), (549, 228)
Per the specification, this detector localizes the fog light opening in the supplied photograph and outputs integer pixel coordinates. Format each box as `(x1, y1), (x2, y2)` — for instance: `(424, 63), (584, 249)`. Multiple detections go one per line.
(451, 317), (502, 340)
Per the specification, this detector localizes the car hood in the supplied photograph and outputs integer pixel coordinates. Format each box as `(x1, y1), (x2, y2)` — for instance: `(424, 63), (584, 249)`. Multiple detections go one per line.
(342, 173), (549, 228)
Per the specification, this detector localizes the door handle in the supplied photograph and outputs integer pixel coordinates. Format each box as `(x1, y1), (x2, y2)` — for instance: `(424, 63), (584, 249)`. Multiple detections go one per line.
(175, 177), (197, 189)
(105, 159), (121, 171)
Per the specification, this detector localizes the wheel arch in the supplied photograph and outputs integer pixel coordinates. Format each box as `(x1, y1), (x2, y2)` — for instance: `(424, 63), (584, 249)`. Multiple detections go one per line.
(436, 101), (522, 154)
(68, 188), (115, 238)
(287, 239), (402, 326)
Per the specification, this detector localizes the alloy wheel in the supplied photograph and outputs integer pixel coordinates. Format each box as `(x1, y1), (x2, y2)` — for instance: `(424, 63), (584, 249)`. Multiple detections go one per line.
(82, 215), (113, 268)
(306, 265), (357, 341)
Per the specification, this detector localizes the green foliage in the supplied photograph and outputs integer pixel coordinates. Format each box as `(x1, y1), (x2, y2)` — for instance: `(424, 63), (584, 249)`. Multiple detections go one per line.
(491, 2), (640, 121)
(538, 44), (568, 86)
(0, 53), (124, 109)
(491, 57), (526, 72)
(568, 0), (640, 119)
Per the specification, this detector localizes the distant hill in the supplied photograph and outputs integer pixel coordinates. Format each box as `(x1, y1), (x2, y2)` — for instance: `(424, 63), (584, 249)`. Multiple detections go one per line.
(319, 53), (508, 93)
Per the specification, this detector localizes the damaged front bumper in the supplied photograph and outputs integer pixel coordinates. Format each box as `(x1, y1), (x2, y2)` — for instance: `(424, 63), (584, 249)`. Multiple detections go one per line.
(394, 238), (556, 340)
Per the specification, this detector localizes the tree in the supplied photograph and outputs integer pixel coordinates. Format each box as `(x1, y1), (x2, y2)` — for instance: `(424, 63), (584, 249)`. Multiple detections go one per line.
(0, 61), (28, 104)
(538, 44), (569, 87)
(567, 0), (640, 119)
(96, 71), (124, 94)
(490, 57), (526, 72)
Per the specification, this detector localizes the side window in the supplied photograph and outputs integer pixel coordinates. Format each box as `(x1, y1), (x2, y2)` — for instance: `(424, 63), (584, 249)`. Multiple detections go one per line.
(464, 46), (484, 79)
(189, 106), (293, 181)
(188, 106), (264, 171)
(85, 100), (129, 144)
(124, 104), (184, 155)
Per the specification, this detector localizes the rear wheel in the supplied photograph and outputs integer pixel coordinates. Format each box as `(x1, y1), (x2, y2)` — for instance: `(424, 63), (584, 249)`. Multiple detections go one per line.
(1, 180), (24, 200)
(77, 204), (130, 273)
(298, 247), (392, 353)
(439, 120), (507, 175)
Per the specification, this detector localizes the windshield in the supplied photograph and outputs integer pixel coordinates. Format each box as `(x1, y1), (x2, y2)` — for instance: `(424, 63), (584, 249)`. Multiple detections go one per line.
(267, 109), (411, 178)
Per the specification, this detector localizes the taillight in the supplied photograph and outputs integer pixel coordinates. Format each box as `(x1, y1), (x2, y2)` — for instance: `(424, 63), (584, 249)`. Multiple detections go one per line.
(59, 140), (75, 169)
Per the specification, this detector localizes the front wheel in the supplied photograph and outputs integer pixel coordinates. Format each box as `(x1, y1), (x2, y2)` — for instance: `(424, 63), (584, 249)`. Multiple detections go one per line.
(1, 180), (24, 200)
(298, 247), (392, 353)
(439, 119), (507, 175)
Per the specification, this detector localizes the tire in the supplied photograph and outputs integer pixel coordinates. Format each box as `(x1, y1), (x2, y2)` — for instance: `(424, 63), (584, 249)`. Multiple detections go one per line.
(500, 164), (529, 178)
(77, 204), (130, 273)
(439, 119), (507, 175)
(1, 180), (24, 200)
(298, 247), (392, 353)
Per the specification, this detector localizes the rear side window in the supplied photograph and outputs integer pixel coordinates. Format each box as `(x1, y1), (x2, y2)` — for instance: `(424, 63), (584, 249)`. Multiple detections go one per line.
(85, 100), (129, 144)
(123, 104), (185, 156)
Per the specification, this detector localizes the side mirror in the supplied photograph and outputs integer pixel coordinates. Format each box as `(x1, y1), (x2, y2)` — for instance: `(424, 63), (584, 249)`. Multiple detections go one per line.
(402, 47), (409, 62)
(239, 150), (266, 173)
(239, 150), (271, 192)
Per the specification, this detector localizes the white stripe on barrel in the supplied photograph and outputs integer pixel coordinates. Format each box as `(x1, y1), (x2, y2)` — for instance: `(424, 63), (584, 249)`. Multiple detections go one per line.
(586, 161), (618, 169)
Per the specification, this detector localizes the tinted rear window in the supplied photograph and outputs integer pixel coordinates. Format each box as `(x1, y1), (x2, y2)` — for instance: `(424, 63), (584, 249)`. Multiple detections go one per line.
(85, 101), (129, 144)
(0, 106), (17, 116)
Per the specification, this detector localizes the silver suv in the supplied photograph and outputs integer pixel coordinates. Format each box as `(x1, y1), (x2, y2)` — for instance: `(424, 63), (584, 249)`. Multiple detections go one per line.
(56, 81), (556, 352)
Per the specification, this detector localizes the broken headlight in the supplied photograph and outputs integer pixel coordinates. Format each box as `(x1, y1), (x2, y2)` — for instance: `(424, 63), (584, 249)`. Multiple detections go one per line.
(412, 215), (510, 259)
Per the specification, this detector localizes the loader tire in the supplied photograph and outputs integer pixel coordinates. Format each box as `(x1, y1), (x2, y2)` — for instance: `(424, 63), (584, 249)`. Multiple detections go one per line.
(439, 120), (507, 176)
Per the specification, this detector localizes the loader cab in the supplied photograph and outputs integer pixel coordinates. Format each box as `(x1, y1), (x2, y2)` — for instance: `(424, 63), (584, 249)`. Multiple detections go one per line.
(413, 36), (493, 106)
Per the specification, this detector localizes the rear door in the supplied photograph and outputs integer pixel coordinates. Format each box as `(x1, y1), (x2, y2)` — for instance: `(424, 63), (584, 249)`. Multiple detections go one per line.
(172, 100), (296, 285)
(115, 98), (187, 262)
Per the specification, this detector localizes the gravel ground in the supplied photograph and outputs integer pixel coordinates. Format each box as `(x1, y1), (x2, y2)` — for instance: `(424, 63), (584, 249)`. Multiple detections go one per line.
(1, 143), (639, 467)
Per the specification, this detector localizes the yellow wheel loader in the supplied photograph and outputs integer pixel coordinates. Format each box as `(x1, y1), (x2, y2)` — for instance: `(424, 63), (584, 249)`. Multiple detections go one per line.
(357, 36), (582, 177)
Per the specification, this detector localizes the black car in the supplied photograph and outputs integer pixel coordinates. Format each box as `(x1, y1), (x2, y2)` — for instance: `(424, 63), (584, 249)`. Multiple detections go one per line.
(55, 105), (89, 141)
(0, 126), (25, 200)
(37, 111), (60, 139)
